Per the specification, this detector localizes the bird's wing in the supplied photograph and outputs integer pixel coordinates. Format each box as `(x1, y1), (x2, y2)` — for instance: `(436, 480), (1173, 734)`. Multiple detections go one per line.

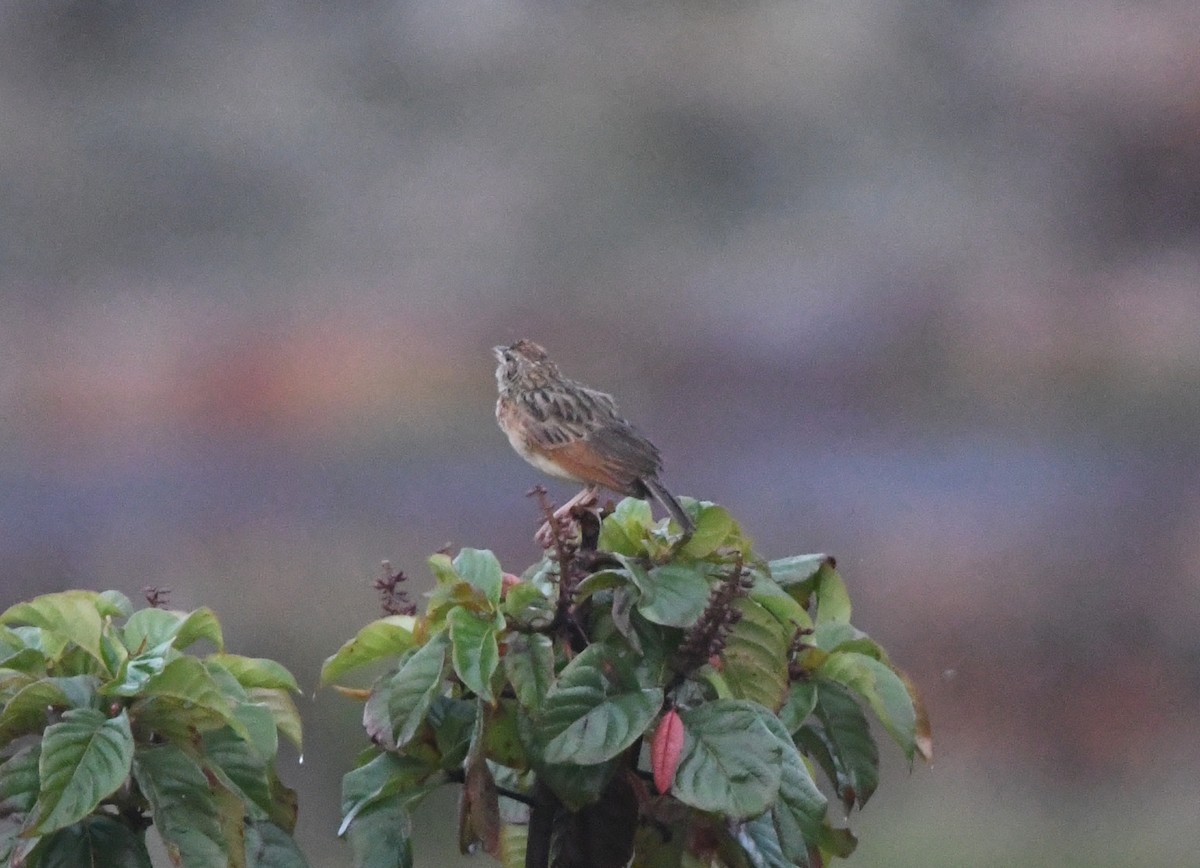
(519, 384), (617, 448)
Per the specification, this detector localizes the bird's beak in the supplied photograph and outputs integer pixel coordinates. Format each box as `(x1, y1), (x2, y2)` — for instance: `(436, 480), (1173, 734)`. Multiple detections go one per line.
(492, 345), (507, 360)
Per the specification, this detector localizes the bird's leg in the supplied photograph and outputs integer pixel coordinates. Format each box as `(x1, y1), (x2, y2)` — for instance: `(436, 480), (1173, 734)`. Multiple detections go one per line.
(535, 487), (600, 547)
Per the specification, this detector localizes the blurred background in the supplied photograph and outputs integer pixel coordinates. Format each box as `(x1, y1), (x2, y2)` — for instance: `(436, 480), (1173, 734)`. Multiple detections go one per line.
(3, 1), (1199, 865)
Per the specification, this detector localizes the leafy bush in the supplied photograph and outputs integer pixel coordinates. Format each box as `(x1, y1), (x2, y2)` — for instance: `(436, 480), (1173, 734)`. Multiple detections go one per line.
(0, 590), (306, 867)
(325, 497), (931, 868)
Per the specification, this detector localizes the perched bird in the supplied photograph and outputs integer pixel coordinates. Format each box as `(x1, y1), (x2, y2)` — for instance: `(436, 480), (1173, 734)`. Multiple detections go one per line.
(494, 340), (695, 536)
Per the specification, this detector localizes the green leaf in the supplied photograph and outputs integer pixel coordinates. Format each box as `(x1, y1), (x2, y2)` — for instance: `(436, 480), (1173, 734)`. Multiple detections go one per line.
(537, 645), (662, 766)
(767, 555), (831, 593)
(133, 743), (228, 867)
(808, 681), (879, 810)
(130, 657), (241, 742)
(175, 607), (225, 652)
(810, 621), (871, 653)
(672, 700), (782, 819)
(427, 698), (476, 770)
(203, 725), (274, 820)
(819, 652), (917, 761)
(426, 552), (459, 586)
(737, 812), (791, 868)
(363, 638), (447, 751)
(211, 655), (300, 693)
(347, 799), (413, 868)
(0, 679), (71, 746)
(36, 815), (153, 868)
(778, 681), (819, 734)
(0, 592), (105, 666)
(747, 574), (813, 633)
(340, 752), (438, 837)
(679, 504), (734, 558)
(502, 633), (554, 711)
(501, 583), (554, 630)
(97, 591), (135, 618)
(319, 616), (416, 687)
(448, 609), (499, 702)
(634, 564), (712, 628)
(598, 499), (653, 555)
(34, 708), (134, 834)
(244, 821), (310, 867)
(454, 549), (504, 606)
(248, 688), (304, 752)
(720, 599), (792, 712)
(758, 714), (826, 865)
(104, 645), (171, 698)
(813, 566), (851, 626)
(0, 743), (40, 814)
(482, 700), (527, 769)
(122, 609), (186, 654)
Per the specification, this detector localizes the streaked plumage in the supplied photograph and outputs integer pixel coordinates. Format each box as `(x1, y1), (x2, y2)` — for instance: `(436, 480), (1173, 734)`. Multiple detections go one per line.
(494, 340), (694, 535)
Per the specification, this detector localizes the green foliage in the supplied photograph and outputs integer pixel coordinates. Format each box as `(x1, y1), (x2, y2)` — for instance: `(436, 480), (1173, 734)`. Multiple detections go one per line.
(0, 590), (307, 867)
(327, 498), (932, 867)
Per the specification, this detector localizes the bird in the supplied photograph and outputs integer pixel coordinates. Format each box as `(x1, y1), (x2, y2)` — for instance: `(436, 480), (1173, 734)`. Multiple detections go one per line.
(494, 339), (695, 537)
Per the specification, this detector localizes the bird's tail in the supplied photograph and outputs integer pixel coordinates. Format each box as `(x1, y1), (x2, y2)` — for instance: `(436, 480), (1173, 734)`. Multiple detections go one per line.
(642, 476), (695, 537)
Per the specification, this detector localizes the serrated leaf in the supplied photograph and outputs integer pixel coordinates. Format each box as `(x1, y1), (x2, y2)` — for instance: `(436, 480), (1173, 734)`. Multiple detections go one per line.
(363, 638), (447, 751)
(211, 655), (300, 693)
(672, 700), (782, 819)
(679, 504), (734, 558)
(319, 616), (417, 687)
(634, 564), (711, 628)
(0, 592), (105, 666)
(820, 652), (917, 761)
(720, 599), (791, 712)
(36, 815), (153, 868)
(34, 708), (134, 834)
(502, 633), (554, 711)
(538, 646), (662, 765)
(448, 609), (499, 702)
(453, 549), (504, 606)
(133, 743), (228, 867)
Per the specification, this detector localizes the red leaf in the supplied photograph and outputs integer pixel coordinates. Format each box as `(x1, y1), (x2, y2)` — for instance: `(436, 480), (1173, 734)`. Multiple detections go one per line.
(651, 708), (684, 794)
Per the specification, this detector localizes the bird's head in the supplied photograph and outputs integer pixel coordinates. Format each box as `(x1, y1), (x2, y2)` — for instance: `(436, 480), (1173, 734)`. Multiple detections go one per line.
(493, 339), (560, 391)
